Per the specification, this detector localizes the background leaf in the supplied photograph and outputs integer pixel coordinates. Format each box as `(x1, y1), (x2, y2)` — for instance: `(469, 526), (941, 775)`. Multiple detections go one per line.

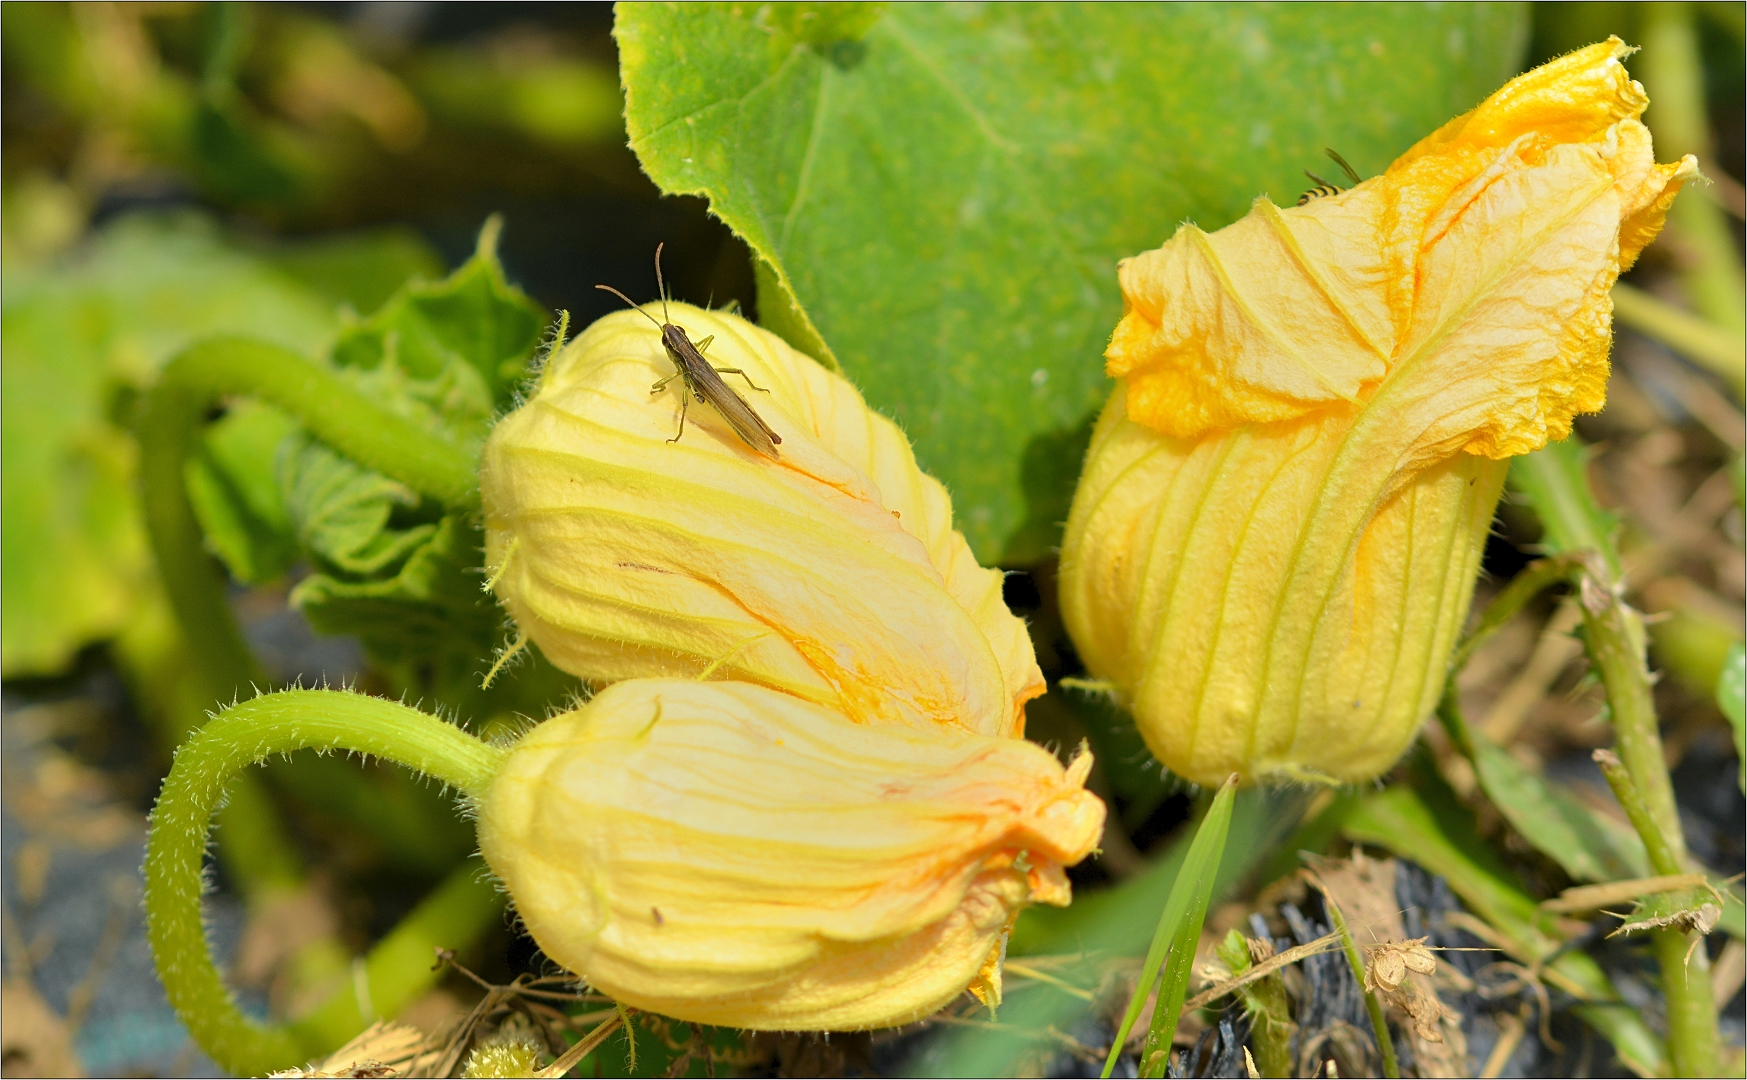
(1720, 642), (1744, 789)
(0, 211), (379, 674)
(186, 400), (302, 585)
(1469, 736), (1650, 882)
(619, 2), (1529, 561)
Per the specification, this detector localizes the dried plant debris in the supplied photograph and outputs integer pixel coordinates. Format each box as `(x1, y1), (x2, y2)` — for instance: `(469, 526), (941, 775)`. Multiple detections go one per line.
(1360, 940), (1437, 995)
(271, 1022), (434, 1078)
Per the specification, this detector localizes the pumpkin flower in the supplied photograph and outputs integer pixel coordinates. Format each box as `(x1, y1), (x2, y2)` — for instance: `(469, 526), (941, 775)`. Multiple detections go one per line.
(1061, 39), (1695, 786)
(477, 678), (1104, 1030)
(480, 304), (1041, 738)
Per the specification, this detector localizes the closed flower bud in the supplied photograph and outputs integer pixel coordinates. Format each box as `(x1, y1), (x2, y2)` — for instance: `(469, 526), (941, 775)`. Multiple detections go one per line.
(1062, 40), (1694, 786)
(481, 305), (1041, 737)
(477, 678), (1104, 1030)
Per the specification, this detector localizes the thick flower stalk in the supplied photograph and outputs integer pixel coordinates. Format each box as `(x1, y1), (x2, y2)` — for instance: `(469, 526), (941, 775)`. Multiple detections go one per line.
(478, 678), (1104, 1029)
(1061, 39), (1695, 785)
(481, 305), (1041, 737)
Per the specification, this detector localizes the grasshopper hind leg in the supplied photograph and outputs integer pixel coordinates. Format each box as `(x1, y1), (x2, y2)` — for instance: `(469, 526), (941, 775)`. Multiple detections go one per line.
(711, 367), (772, 393)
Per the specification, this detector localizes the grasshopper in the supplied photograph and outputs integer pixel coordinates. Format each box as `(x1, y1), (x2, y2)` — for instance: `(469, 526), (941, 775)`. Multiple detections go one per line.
(596, 244), (782, 459)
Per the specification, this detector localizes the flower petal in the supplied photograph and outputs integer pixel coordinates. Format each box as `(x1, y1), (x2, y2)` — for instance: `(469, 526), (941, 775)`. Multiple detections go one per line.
(479, 679), (1104, 1029)
(482, 305), (1042, 736)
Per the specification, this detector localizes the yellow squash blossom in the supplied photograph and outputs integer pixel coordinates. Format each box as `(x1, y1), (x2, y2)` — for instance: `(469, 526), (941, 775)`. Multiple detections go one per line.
(1061, 39), (1695, 785)
(477, 678), (1104, 1030)
(480, 305), (1041, 738)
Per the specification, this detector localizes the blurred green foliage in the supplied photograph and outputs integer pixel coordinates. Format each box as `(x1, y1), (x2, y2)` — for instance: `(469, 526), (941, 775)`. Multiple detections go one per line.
(0, 211), (434, 673)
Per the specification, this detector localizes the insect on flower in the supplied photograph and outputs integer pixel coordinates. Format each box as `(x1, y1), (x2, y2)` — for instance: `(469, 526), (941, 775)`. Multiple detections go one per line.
(596, 244), (783, 458)
(1296, 147), (1362, 205)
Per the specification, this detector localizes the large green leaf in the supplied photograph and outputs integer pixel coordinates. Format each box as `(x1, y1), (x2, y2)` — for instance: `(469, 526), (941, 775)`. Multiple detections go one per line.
(619, 2), (1528, 561)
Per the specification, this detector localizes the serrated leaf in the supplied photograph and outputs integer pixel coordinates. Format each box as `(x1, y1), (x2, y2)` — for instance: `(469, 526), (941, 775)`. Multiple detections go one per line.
(291, 514), (497, 699)
(277, 229), (563, 709)
(186, 400), (301, 585)
(329, 229), (547, 420)
(619, 3), (1527, 561)
(280, 435), (436, 577)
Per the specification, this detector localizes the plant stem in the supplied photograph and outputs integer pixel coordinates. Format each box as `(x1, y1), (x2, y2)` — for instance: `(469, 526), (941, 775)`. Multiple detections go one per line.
(1214, 931), (1292, 1078)
(144, 689), (506, 1075)
(1447, 553), (1586, 676)
(136, 336), (485, 871)
(1507, 441), (1722, 1076)
(1320, 891), (1400, 1079)
(136, 374), (269, 706)
(158, 336), (481, 508)
(1593, 750), (1684, 878)
(1575, 590), (1684, 868)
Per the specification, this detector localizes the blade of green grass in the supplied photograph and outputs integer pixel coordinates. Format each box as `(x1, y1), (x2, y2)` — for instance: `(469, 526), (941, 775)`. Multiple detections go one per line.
(1104, 775), (1237, 1079)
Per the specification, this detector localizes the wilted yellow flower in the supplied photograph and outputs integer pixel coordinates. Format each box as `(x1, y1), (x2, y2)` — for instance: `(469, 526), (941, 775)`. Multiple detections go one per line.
(1062, 39), (1695, 785)
(477, 678), (1104, 1030)
(480, 305), (1041, 738)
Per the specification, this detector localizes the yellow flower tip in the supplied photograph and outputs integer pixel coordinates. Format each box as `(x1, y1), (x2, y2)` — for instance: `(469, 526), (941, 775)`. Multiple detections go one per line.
(1065, 43), (1691, 786)
(478, 679), (1104, 1031)
(480, 303), (1042, 738)
(1105, 35), (1694, 460)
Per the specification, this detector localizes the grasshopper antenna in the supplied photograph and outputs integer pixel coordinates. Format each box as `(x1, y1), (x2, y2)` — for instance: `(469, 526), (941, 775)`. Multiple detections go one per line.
(1324, 148), (1361, 185)
(594, 283), (665, 329)
(654, 242), (672, 325)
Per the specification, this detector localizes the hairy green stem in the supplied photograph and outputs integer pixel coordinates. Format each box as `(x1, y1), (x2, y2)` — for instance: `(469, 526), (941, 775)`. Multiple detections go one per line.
(158, 336), (480, 508)
(1506, 443), (1721, 1076)
(137, 374), (270, 706)
(145, 690), (506, 1075)
(1214, 931), (1292, 1078)
(1593, 750), (1684, 878)
(1576, 590), (1685, 868)
(1651, 927), (1722, 1079)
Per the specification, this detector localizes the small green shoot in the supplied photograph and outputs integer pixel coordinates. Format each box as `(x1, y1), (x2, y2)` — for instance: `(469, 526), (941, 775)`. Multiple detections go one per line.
(1102, 774), (1237, 1079)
